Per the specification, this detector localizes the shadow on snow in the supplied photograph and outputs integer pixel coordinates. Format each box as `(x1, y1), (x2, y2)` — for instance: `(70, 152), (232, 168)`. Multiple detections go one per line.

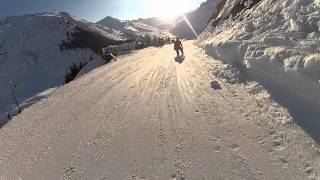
(175, 55), (185, 64)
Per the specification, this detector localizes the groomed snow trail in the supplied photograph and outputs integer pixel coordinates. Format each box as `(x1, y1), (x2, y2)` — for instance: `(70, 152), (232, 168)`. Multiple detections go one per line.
(1, 41), (320, 179)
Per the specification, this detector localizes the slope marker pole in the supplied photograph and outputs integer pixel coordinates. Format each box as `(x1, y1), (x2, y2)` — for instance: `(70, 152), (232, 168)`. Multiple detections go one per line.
(8, 80), (21, 113)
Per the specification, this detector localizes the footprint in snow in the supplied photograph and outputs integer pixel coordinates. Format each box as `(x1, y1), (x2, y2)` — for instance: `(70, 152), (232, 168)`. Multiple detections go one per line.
(211, 80), (222, 90)
(170, 174), (187, 180)
(231, 144), (240, 151)
(214, 146), (222, 152)
(64, 166), (76, 177)
(305, 164), (314, 174)
(279, 157), (288, 169)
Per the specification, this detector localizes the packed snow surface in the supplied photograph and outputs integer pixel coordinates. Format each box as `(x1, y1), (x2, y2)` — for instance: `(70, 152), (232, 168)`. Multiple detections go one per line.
(1, 41), (320, 179)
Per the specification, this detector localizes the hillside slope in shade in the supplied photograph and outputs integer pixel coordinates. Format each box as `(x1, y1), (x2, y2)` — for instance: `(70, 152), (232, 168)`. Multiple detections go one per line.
(0, 12), (121, 119)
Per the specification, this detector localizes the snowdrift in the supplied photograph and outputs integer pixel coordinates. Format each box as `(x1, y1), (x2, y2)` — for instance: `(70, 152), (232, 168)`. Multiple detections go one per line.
(0, 12), (120, 120)
(198, 0), (320, 141)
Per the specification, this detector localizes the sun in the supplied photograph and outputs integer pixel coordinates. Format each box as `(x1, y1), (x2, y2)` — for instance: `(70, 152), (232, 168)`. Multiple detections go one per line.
(147, 0), (193, 21)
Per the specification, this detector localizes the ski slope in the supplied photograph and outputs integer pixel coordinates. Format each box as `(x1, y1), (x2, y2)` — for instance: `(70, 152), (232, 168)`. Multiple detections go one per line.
(0, 41), (319, 179)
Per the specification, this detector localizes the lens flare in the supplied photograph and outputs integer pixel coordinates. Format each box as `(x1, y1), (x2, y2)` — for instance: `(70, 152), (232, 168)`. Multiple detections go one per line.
(182, 14), (198, 38)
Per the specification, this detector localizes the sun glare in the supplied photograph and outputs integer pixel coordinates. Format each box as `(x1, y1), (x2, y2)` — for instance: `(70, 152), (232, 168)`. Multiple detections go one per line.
(145, 0), (199, 38)
(147, 0), (193, 21)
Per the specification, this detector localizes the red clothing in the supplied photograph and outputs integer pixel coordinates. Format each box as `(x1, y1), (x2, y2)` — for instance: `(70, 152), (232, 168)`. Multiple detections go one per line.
(174, 40), (183, 51)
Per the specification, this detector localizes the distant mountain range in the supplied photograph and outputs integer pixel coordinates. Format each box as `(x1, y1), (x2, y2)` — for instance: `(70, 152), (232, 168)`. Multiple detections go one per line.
(97, 16), (172, 40)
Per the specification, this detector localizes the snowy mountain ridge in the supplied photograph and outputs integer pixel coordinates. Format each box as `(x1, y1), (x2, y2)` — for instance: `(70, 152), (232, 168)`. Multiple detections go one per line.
(131, 17), (173, 30)
(97, 16), (173, 40)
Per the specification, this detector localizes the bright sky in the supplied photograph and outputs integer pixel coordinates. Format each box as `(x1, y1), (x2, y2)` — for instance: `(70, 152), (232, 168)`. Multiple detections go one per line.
(0, 0), (206, 22)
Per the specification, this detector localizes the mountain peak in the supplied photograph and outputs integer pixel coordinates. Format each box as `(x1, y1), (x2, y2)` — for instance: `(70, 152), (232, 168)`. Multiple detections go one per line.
(100, 16), (120, 22)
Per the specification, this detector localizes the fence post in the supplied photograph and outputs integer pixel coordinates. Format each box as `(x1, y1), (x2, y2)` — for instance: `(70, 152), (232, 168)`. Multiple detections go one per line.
(8, 80), (21, 113)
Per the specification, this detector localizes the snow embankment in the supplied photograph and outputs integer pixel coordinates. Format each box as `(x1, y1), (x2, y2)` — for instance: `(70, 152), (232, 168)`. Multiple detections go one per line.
(76, 59), (105, 78)
(198, 0), (320, 139)
(18, 87), (58, 112)
(0, 87), (58, 127)
(199, 0), (320, 89)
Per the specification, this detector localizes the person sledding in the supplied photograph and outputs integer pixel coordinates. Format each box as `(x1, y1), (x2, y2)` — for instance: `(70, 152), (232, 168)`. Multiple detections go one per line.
(174, 38), (184, 56)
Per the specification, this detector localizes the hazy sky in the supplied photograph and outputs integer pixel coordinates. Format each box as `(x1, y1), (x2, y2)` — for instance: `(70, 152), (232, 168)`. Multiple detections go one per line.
(0, 0), (206, 22)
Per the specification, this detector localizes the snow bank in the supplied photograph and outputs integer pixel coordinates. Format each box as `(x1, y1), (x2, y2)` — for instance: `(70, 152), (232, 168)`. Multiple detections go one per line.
(18, 87), (58, 112)
(0, 87), (58, 127)
(199, 0), (320, 84)
(198, 0), (320, 140)
(76, 59), (105, 78)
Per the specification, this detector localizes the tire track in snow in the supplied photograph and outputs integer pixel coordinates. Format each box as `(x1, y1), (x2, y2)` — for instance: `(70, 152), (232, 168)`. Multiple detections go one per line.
(60, 47), (174, 179)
